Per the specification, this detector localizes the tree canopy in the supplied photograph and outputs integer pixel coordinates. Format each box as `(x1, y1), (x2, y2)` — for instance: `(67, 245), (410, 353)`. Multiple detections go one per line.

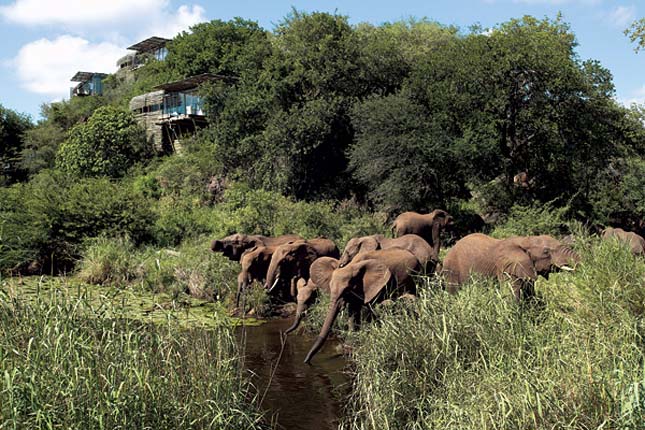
(56, 106), (149, 178)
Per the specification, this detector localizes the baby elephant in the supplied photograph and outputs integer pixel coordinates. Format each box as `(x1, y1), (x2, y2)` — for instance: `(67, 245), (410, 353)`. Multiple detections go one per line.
(304, 248), (423, 364)
(392, 209), (453, 255)
(602, 227), (645, 256)
(284, 256), (342, 334)
(339, 234), (438, 274)
(442, 233), (579, 301)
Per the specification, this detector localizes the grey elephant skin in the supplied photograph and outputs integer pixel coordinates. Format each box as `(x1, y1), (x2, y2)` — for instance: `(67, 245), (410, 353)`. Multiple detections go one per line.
(392, 210), (453, 255)
(284, 263), (335, 334)
(235, 244), (286, 307)
(304, 248), (423, 364)
(442, 233), (579, 301)
(339, 234), (438, 273)
(210, 233), (303, 262)
(602, 227), (645, 256)
(263, 239), (340, 300)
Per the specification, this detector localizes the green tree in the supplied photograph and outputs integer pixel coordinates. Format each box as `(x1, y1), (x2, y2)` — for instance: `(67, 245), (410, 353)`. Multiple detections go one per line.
(166, 18), (271, 79)
(56, 106), (150, 178)
(0, 104), (33, 185)
(626, 18), (645, 52)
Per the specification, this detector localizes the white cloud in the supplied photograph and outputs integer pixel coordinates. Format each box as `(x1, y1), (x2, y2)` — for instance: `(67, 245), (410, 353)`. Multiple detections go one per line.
(6, 2), (206, 98)
(0, 0), (167, 27)
(0, 0), (206, 39)
(12, 35), (125, 97)
(606, 5), (636, 28)
(142, 4), (206, 39)
(620, 85), (645, 107)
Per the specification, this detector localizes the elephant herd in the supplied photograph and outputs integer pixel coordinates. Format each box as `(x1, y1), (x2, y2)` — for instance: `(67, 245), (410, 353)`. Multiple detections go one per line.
(211, 210), (645, 364)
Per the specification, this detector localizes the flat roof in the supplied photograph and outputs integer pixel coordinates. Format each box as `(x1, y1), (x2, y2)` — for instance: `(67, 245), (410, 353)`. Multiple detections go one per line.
(70, 71), (108, 82)
(153, 73), (234, 92)
(127, 36), (171, 53)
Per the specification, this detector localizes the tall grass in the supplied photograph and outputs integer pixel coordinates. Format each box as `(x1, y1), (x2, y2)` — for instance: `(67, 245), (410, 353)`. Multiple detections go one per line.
(341, 237), (645, 429)
(0, 288), (266, 429)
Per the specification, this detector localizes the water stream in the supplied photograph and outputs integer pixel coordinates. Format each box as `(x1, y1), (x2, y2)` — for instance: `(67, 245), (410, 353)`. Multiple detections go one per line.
(237, 318), (349, 430)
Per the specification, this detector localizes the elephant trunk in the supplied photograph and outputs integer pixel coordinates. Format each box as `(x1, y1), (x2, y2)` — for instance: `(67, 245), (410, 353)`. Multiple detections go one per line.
(304, 297), (344, 364)
(264, 257), (281, 291)
(285, 301), (307, 334)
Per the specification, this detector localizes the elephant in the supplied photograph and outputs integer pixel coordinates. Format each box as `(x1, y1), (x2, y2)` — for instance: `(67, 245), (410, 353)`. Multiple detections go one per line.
(235, 244), (284, 307)
(339, 234), (438, 273)
(263, 238), (340, 300)
(210, 233), (302, 261)
(392, 209), (453, 255)
(284, 257), (337, 334)
(602, 227), (645, 256)
(304, 248), (422, 364)
(442, 233), (579, 301)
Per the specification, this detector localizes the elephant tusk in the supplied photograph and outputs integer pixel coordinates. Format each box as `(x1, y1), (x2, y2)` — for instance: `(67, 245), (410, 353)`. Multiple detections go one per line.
(268, 277), (280, 293)
(560, 265), (575, 272)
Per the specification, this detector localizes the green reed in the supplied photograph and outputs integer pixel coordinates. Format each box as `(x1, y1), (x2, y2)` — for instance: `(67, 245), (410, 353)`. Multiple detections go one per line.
(0, 285), (266, 429)
(341, 237), (645, 430)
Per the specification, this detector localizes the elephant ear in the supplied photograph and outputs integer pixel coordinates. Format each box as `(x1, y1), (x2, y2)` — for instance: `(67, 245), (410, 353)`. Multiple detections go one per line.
(293, 242), (320, 263)
(495, 247), (537, 281)
(310, 257), (339, 293)
(356, 259), (392, 304)
(358, 236), (381, 253)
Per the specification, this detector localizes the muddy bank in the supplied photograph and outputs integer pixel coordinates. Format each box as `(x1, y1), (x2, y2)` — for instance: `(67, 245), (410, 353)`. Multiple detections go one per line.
(237, 318), (349, 430)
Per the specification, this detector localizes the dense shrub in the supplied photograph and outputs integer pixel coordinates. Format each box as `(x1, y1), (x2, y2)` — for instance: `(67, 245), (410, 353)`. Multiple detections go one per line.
(0, 170), (156, 273)
(490, 202), (571, 238)
(56, 106), (150, 178)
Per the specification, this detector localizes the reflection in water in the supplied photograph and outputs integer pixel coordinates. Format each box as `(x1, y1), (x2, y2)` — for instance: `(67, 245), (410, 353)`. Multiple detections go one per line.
(237, 318), (349, 430)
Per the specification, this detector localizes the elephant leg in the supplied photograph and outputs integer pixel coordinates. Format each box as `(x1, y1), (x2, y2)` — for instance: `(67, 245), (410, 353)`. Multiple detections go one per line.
(235, 271), (246, 308)
(510, 278), (534, 302)
(347, 300), (362, 331)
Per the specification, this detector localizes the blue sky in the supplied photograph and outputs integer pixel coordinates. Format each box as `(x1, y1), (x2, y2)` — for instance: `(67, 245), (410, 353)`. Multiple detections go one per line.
(0, 0), (643, 120)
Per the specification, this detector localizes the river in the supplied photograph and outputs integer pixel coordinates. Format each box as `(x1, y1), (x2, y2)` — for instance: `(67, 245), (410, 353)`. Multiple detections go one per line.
(238, 318), (350, 430)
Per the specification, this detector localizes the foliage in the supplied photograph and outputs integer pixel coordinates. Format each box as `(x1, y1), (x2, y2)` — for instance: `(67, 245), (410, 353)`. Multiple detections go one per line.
(0, 104), (33, 185)
(166, 18), (271, 80)
(78, 235), (239, 302)
(490, 201), (571, 238)
(0, 170), (156, 273)
(590, 157), (645, 230)
(350, 92), (467, 213)
(56, 106), (150, 178)
(19, 122), (66, 176)
(342, 237), (645, 429)
(0, 287), (265, 429)
(625, 17), (645, 52)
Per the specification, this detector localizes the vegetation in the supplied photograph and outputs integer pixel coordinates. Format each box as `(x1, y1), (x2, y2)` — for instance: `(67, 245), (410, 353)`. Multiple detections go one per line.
(0, 282), (265, 429)
(0, 104), (33, 185)
(342, 237), (645, 429)
(56, 106), (150, 178)
(1, 8), (645, 429)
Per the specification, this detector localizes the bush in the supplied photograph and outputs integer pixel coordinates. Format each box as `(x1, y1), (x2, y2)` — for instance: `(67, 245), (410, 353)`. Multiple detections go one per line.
(342, 237), (645, 429)
(0, 288), (265, 429)
(77, 236), (239, 302)
(56, 106), (151, 178)
(490, 202), (571, 238)
(0, 170), (157, 273)
(77, 236), (138, 286)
